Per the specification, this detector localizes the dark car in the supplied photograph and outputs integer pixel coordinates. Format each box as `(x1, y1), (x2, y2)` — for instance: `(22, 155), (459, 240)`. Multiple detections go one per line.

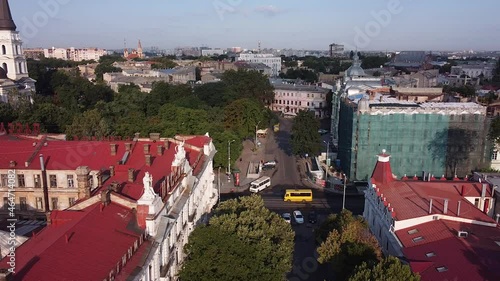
(308, 211), (317, 224)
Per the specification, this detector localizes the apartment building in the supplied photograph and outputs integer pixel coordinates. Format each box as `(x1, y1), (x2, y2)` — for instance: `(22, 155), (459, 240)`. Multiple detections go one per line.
(44, 47), (107, 62)
(237, 53), (282, 77)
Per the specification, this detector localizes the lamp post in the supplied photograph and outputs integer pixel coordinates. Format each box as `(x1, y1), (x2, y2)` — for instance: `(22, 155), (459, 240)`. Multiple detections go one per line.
(218, 166), (221, 205)
(227, 140), (235, 175)
(342, 173), (347, 210)
(323, 140), (329, 188)
(255, 121), (261, 149)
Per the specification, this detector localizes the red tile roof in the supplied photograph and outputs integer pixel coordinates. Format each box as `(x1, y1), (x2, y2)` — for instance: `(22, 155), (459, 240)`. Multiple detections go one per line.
(399, 220), (500, 281)
(0, 201), (147, 281)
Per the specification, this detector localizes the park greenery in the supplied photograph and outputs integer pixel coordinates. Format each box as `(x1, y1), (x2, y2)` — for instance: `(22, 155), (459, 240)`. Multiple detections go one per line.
(315, 210), (418, 281)
(179, 195), (294, 281)
(1, 58), (277, 169)
(291, 110), (321, 156)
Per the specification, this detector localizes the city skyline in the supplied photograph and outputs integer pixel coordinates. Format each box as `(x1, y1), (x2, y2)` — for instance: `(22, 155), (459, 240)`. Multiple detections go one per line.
(10, 0), (500, 52)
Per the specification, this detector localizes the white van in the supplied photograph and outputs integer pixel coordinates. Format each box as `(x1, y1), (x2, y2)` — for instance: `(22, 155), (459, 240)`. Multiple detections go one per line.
(249, 176), (271, 193)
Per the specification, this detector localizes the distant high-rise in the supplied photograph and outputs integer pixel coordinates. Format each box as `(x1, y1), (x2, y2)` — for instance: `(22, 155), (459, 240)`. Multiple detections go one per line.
(329, 43), (344, 57)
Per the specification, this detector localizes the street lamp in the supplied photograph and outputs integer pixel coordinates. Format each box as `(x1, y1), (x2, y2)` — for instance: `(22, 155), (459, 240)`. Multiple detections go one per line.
(323, 140), (329, 188)
(255, 121), (261, 149)
(227, 140), (235, 175)
(218, 166), (221, 205)
(342, 173), (347, 210)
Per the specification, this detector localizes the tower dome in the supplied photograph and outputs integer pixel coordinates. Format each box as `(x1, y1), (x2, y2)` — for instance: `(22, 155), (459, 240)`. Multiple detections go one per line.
(346, 53), (366, 77)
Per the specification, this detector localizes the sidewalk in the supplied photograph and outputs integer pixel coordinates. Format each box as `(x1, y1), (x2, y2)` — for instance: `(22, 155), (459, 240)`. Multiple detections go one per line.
(218, 136), (268, 194)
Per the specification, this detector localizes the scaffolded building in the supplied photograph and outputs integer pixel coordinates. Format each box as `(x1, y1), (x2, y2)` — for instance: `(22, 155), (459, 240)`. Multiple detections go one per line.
(338, 93), (491, 181)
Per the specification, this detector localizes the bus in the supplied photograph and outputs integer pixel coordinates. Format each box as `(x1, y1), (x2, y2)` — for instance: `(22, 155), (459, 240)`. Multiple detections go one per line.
(249, 176), (271, 193)
(284, 189), (313, 202)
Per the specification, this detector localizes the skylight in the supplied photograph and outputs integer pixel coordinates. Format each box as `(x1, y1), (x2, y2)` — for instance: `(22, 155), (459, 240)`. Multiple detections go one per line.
(436, 266), (448, 272)
(495, 241), (500, 247)
(412, 236), (424, 243)
(425, 252), (436, 257)
(408, 229), (419, 235)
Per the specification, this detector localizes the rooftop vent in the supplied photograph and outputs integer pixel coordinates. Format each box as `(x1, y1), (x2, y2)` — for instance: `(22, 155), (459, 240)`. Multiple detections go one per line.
(425, 252), (436, 258)
(407, 229), (418, 235)
(412, 236), (424, 243)
(457, 231), (468, 238)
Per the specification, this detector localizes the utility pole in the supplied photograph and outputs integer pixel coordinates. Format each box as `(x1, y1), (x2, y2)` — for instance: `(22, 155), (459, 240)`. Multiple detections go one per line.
(255, 121), (261, 149)
(342, 173), (347, 210)
(323, 140), (329, 188)
(227, 140), (235, 176)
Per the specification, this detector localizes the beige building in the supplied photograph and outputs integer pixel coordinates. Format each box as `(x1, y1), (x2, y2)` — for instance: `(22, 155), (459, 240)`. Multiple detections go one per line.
(44, 47), (107, 62)
(392, 87), (444, 102)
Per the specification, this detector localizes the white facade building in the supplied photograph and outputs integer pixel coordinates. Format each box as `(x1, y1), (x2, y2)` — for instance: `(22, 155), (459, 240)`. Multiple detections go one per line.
(0, 0), (35, 104)
(201, 49), (225, 56)
(237, 53), (282, 77)
(270, 81), (330, 119)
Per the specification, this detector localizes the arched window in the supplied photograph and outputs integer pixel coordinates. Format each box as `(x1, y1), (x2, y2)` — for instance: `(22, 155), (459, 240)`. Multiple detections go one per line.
(15, 45), (19, 55)
(2, 63), (7, 74)
(18, 62), (22, 73)
(1, 45), (5, 55)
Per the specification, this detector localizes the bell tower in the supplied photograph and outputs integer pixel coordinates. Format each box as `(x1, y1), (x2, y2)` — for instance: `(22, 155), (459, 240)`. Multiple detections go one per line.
(0, 0), (29, 80)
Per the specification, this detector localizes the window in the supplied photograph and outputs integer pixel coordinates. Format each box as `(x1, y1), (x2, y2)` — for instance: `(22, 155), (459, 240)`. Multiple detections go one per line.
(19, 197), (27, 211)
(49, 175), (57, 188)
(18, 62), (22, 73)
(1, 174), (7, 187)
(436, 266), (448, 272)
(426, 252), (436, 257)
(51, 197), (58, 210)
(18, 174), (25, 187)
(34, 175), (41, 188)
(69, 197), (76, 206)
(407, 229), (418, 235)
(493, 151), (498, 161)
(412, 236), (424, 243)
(67, 175), (74, 188)
(2, 63), (7, 74)
(474, 198), (480, 207)
(88, 175), (94, 188)
(35, 197), (43, 210)
(1, 45), (5, 55)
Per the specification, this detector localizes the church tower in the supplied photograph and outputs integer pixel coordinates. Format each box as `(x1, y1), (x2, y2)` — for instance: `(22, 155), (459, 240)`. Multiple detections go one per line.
(137, 40), (144, 59)
(0, 0), (28, 80)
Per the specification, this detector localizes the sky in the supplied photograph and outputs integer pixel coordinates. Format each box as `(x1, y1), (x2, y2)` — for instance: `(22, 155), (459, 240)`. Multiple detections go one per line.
(9, 0), (500, 51)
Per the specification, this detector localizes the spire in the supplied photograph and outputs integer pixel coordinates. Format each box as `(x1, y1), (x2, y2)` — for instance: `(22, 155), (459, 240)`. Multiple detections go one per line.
(371, 149), (395, 185)
(0, 0), (16, 31)
(138, 39), (142, 50)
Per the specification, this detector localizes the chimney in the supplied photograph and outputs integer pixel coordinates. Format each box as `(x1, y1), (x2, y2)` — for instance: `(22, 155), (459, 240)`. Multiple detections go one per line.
(110, 143), (117, 156)
(144, 144), (150, 154)
(97, 173), (103, 187)
(101, 190), (111, 206)
(457, 201), (461, 216)
(369, 93), (375, 101)
(128, 168), (135, 182)
(125, 143), (132, 151)
(428, 198), (433, 214)
(379, 96), (383, 102)
(165, 140), (170, 149)
(145, 154), (152, 166)
(481, 184), (487, 198)
(157, 145), (163, 156)
(0, 268), (13, 281)
(109, 166), (115, 176)
(443, 199), (448, 214)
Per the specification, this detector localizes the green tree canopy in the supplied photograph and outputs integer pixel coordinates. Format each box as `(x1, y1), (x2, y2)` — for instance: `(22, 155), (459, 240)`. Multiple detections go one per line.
(291, 110), (321, 156)
(317, 210), (382, 281)
(222, 69), (275, 105)
(223, 98), (268, 140)
(66, 109), (110, 139)
(179, 195), (294, 281)
(348, 256), (420, 281)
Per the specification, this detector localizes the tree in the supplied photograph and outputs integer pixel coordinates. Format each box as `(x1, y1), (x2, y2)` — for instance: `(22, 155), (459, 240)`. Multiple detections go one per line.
(348, 256), (420, 281)
(223, 98), (268, 140)
(291, 110), (321, 156)
(317, 209), (382, 281)
(179, 226), (261, 281)
(180, 195), (294, 281)
(489, 116), (500, 145)
(361, 56), (389, 69)
(65, 109), (110, 139)
(222, 69), (275, 105)
(150, 56), (177, 69)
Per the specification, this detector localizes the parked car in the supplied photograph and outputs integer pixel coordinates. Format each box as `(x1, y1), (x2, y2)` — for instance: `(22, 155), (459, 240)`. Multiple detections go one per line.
(264, 160), (277, 166)
(318, 129), (329, 135)
(282, 213), (291, 223)
(293, 210), (304, 224)
(308, 211), (317, 224)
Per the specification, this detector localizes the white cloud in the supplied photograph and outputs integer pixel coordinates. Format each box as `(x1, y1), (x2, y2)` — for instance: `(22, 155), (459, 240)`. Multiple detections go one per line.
(254, 5), (284, 16)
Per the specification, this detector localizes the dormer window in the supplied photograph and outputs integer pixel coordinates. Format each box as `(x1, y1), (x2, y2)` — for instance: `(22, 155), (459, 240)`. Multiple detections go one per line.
(407, 229), (418, 235)
(436, 266), (448, 272)
(412, 236), (424, 243)
(426, 252), (436, 257)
